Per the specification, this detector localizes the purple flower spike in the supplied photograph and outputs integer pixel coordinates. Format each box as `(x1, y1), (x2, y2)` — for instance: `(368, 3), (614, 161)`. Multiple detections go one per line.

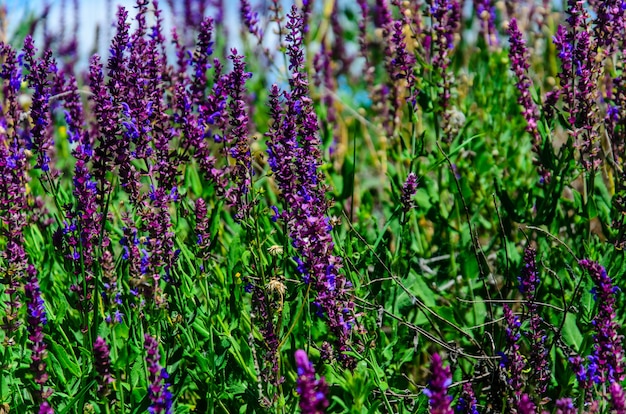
(373, 0), (392, 29)
(554, 398), (577, 414)
(240, 0), (263, 42)
(38, 402), (53, 414)
(24, 266), (53, 409)
(507, 18), (550, 183)
(553, 2), (601, 171)
(591, 1), (626, 53)
(265, 6), (360, 368)
(194, 198), (211, 258)
(579, 259), (625, 384)
(474, 0), (498, 46)
(517, 393), (536, 414)
(144, 334), (173, 414)
(389, 18), (417, 101)
(516, 246), (549, 394)
(401, 173), (418, 212)
(93, 336), (114, 394)
(22, 36), (57, 175)
(224, 49), (253, 221)
(427, 0), (461, 140)
(502, 305), (525, 397)
(456, 382), (478, 414)
(518, 246), (539, 295)
(610, 382), (626, 414)
(424, 353), (453, 414)
(0, 42), (28, 336)
(294, 350), (329, 414)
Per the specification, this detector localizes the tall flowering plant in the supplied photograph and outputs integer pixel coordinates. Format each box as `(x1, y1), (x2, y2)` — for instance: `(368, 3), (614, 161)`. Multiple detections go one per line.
(265, 6), (359, 367)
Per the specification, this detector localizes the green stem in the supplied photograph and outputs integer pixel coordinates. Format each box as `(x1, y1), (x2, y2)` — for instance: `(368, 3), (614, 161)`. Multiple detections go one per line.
(278, 283), (311, 349)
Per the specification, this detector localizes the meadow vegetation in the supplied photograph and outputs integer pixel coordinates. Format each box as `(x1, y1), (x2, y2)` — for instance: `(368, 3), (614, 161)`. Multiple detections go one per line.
(1, 0), (626, 413)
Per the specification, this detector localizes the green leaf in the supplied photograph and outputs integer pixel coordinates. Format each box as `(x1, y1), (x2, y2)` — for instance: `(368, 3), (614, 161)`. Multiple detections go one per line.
(49, 339), (81, 378)
(468, 295), (487, 328)
(412, 275), (437, 308)
(562, 313), (583, 351)
(57, 380), (97, 414)
(130, 359), (143, 388)
(192, 320), (211, 339)
(186, 164), (203, 197)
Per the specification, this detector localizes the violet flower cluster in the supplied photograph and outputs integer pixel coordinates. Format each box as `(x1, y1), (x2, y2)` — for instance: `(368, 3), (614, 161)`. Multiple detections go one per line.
(427, 0), (461, 77)
(93, 336), (114, 395)
(590, 0), (626, 53)
(574, 260), (624, 386)
(0, 41), (27, 336)
(294, 349), (329, 414)
(373, 0), (392, 29)
(251, 285), (281, 385)
(474, 0), (497, 47)
(456, 382), (478, 414)
(181, 18), (254, 223)
(240, 0), (263, 43)
(62, 73), (105, 314)
(610, 381), (626, 414)
(144, 334), (173, 414)
(501, 305), (526, 403)
(87, 2), (186, 311)
(356, 0), (370, 64)
(165, 0), (217, 47)
(554, 398), (577, 414)
(389, 17), (418, 114)
(507, 18), (550, 184)
(222, 49), (253, 221)
(265, 6), (358, 367)
(423, 353), (453, 414)
(517, 393), (536, 414)
(24, 266), (53, 412)
(552, 1), (601, 171)
(375, 0), (417, 135)
(401, 172), (418, 210)
(426, 0), (461, 138)
(88, 7), (132, 197)
(22, 35), (57, 176)
(0, 40), (53, 411)
(517, 246), (549, 395)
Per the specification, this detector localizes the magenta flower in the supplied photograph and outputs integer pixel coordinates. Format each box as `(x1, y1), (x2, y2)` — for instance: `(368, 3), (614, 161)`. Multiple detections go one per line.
(517, 247), (549, 394)
(517, 393), (536, 414)
(401, 173), (418, 212)
(610, 381), (626, 414)
(265, 6), (359, 367)
(553, 1), (601, 171)
(507, 18), (549, 183)
(554, 398), (577, 414)
(294, 350), (329, 414)
(93, 336), (114, 394)
(578, 259), (625, 384)
(501, 305), (525, 398)
(144, 334), (173, 414)
(456, 382), (478, 414)
(424, 353), (453, 414)
(240, 0), (263, 42)
(474, 0), (498, 46)
(22, 36), (57, 174)
(223, 49), (253, 221)
(0, 41), (28, 335)
(24, 266), (53, 410)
